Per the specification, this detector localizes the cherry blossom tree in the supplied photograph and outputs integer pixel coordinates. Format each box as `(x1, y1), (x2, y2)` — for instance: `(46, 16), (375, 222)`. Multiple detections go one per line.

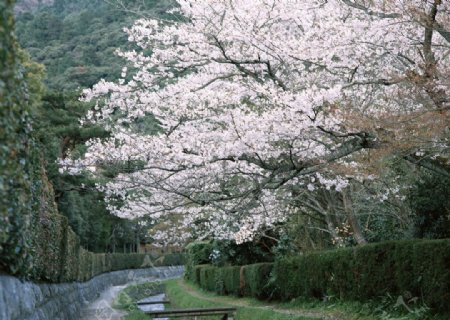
(62, 0), (450, 245)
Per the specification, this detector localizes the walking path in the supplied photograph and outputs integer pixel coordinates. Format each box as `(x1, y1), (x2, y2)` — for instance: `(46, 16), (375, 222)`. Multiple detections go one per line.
(81, 272), (183, 320)
(81, 284), (128, 320)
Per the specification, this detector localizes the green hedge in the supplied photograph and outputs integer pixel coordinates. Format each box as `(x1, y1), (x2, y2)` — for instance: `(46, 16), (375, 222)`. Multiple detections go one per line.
(0, 0), (34, 277)
(194, 264), (271, 297)
(33, 213), (67, 281)
(61, 228), (80, 281)
(217, 266), (241, 296)
(0, 0), (185, 283)
(200, 265), (220, 292)
(154, 252), (186, 267)
(193, 264), (209, 284)
(273, 239), (450, 313)
(191, 239), (449, 314)
(242, 263), (273, 299)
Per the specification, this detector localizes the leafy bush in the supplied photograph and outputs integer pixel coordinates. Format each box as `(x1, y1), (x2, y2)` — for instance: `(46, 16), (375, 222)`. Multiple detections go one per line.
(210, 239), (273, 267)
(409, 174), (450, 239)
(186, 241), (213, 265)
(185, 241), (213, 281)
(272, 239), (450, 313)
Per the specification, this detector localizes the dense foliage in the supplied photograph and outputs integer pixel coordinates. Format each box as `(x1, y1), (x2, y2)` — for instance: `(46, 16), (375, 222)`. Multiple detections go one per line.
(409, 173), (450, 239)
(185, 240), (274, 282)
(1, 0), (181, 279)
(190, 263), (273, 299)
(0, 0), (42, 275)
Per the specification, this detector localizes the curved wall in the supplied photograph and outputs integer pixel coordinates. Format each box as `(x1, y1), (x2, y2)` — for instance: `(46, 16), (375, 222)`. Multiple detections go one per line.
(0, 266), (184, 320)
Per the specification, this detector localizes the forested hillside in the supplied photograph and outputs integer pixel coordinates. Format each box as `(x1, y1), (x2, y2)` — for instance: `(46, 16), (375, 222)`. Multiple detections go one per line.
(16, 0), (173, 91)
(14, 0), (54, 14)
(12, 0), (174, 252)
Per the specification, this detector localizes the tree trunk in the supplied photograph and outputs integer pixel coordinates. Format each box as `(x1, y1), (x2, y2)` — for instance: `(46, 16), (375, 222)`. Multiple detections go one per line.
(343, 189), (368, 245)
(136, 232), (140, 253)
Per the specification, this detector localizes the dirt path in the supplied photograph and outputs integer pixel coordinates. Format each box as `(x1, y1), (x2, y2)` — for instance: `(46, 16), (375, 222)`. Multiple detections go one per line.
(177, 279), (345, 320)
(81, 284), (128, 320)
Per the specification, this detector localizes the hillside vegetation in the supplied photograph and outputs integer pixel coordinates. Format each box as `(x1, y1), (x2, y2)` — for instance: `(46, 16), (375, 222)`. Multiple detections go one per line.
(16, 0), (173, 91)
(9, 0), (175, 253)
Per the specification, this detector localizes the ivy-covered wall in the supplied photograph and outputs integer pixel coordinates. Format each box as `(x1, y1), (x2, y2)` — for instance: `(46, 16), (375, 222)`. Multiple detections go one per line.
(0, 0), (37, 276)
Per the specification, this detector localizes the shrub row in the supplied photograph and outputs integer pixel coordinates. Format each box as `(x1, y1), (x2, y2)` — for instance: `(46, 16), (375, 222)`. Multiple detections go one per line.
(190, 239), (450, 314)
(241, 263), (273, 299)
(192, 263), (274, 298)
(272, 239), (450, 313)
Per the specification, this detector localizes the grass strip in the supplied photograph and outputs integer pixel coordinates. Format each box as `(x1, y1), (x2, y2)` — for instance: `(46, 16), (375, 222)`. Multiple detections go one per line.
(165, 279), (316, 320)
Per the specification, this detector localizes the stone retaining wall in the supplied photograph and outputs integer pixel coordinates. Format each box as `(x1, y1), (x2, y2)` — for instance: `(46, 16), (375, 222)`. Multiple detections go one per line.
(0, 266), (184, 320)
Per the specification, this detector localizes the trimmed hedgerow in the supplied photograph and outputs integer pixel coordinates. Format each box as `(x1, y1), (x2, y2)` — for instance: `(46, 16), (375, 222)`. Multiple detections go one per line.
(193, 264), (208, 284)
(191, 240), (449, 314)
(0, 0), (35, 277)
(33, 213), (67, 282)
(242, 263), (273, 299)
(153, 252), (186, 267)
(60, 227), (80, 281)
(199, 265), (218, 292)
(272, 239), (450, 313)
(195, 264), (267, 297)
(217, 266), (241, 296)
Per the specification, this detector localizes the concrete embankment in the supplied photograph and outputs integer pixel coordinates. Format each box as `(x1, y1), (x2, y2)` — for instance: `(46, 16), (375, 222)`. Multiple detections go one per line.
(0, 266), (184, 320)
